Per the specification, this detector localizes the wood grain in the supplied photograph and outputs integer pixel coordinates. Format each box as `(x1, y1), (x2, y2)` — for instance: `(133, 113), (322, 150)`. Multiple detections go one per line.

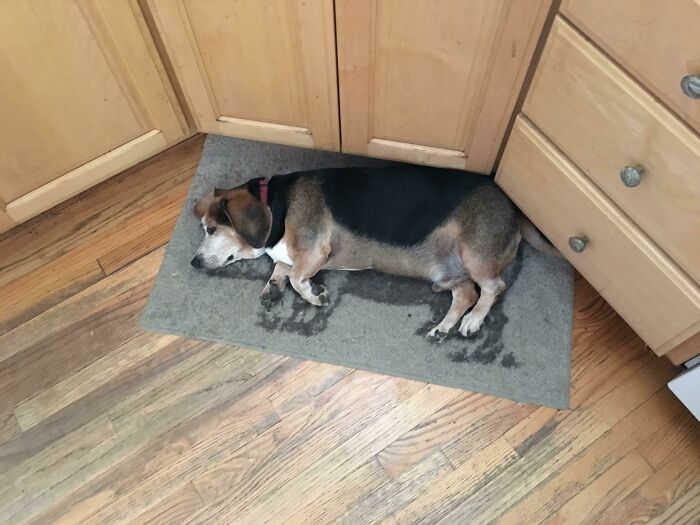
(497, 116), (700, 352)
(496, 387), (687, 525)
(0, 0), (186, 222)
(128, 482), (204, 525)
(524, 17), (700, 283)
(595, 452), (700, 525)
(0, 135), (202, 335)
(0, 136), (696, 525)
(543, 452), (653, 524)
(146, 0), (340, 150)
(336, 0), (553, 172)
(665, 331), (700, 365)
(561, 0), (700, 135)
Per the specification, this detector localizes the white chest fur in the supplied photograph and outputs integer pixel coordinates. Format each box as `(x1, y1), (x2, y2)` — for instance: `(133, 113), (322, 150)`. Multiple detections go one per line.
(265, 240), (294, 265)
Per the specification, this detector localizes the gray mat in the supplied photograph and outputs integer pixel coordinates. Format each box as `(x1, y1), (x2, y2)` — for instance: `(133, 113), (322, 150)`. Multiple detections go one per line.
(141, 135), (573, 408)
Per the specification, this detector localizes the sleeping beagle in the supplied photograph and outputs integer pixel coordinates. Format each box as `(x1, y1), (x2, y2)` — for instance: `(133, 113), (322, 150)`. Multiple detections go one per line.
(192, 166), (558, 341)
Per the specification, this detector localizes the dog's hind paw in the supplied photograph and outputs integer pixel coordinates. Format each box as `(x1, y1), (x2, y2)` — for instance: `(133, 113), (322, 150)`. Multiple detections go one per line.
(458, 313), (483, 338)
(309, 283), (330, 306)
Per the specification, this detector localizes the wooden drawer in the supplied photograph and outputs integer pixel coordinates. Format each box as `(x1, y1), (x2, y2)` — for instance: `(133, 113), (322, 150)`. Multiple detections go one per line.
(562, 0), (700, 135)
(524, 17), (700, 284)
(496, 116), (700, 353)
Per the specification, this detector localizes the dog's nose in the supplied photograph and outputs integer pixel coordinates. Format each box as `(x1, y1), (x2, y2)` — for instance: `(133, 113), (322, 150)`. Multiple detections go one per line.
(190, 255), (203, 269)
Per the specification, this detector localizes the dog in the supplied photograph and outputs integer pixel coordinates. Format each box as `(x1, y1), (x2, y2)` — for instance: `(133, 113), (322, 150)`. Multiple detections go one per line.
(191, 166), (558, 341)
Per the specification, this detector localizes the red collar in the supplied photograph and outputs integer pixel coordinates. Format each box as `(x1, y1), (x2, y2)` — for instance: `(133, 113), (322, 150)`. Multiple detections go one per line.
(259, 178), (269, 205)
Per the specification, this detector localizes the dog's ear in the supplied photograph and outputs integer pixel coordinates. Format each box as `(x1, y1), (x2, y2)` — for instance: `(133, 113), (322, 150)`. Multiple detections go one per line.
(193, 194), (215, 219)
(223, 192), (272, 249)
(213, 187), (229, 197)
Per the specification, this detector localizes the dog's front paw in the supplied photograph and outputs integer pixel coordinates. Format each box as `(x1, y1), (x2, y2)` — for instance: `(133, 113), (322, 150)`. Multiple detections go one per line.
(459, 313), (483, 338)
(260, 281), (283, 308)
(309, 283), (330, 306)
(426, 325), (448, 343)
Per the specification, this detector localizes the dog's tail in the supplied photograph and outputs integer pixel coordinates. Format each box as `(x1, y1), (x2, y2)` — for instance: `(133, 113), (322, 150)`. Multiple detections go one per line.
(519, 215), (562, 258)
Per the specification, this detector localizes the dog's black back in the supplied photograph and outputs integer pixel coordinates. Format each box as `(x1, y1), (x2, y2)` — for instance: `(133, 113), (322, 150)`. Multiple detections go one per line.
(315, 166), (492, 246)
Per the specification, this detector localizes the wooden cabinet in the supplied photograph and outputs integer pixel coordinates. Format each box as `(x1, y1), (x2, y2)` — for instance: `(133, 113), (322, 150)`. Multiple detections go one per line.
(562, 0), (700, 135)
(0, 0), (187, 229)
(525, 18), (700, 283)
(0, 0), (555, 234)
(146, 0), (340, 151)
(498, 117), (700, 352)
(500, 12), (700, 358)
(335, 0), (552, 173)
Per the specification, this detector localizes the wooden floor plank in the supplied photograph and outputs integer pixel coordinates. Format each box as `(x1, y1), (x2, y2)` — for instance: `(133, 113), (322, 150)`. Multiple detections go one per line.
(0, 414), (117, 524)
(0, 336), (212, 470)
(376, 391), (532, 477)
(647, 484), (700, 525)
(336, 449), (454, 525)
(637, 404), (700, 470)
(381, 437), (520, 525)
(495, 387), (687, 525)
(595, 452), (700, 525)
(0, 247), (164, 365)
(128, 483), (205, 525)
(0, 249), (164, 442)
(284, 458), (387, 525)
(14, 334), (180, 431)
(438, 395), (535, 469)
(96, 184), (189, 275)
(384, 357), (674, 525)
(267, 361), (352, 419)
(0, 135), (203, 287)
(209, 383), (462, 525)
(0, 249), (105, 335)
(189, 372), (413, 511)
(543, 452), (653, 524)
(59, 357), (351, 524)
(27, 355), (288, 525)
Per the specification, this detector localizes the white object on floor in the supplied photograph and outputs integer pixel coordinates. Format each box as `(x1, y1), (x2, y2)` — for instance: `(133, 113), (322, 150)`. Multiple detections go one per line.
(668, 364), (700, 422)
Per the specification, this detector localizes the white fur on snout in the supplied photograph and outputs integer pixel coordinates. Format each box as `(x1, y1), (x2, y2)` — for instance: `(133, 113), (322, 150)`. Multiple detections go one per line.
(196, 230), (238, 268)
(265, 240), (294, 265)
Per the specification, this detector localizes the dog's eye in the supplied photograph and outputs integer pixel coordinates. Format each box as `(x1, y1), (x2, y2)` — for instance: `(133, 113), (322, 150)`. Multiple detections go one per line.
(226, 255), (234, 262)
(206, 226), (216, 235)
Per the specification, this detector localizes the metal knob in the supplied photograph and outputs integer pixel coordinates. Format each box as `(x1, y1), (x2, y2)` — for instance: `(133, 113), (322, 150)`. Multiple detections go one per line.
(568, 236), (589, 253)
(681, 75), (700, 99)
(620, 165), (644, 187)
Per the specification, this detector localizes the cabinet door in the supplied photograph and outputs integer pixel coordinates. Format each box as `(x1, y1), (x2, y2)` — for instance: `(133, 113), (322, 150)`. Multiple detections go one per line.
(336, 0), (551, 172)
(0, 0), (187, 224)
(147, 0), (340, 151)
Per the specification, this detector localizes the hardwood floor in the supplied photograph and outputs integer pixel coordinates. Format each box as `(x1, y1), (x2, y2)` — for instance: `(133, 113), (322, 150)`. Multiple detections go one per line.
(0, 135), (698, 524)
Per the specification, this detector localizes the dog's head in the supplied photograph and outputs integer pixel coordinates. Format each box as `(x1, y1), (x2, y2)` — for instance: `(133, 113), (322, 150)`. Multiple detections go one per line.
(190, 186), (272, 270)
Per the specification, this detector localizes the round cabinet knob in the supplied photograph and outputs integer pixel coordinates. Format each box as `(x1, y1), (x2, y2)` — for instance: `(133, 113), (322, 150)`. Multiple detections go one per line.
(568, 236), (589, 253)
(680, 75), (700, 99)
(620, 165), (644, 187)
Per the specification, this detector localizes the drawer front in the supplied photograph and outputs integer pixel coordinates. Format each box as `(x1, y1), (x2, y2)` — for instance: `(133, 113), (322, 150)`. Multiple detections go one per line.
(562, 0), (700, 134)
(496, 116), (700, 352)
(524, 17), (700, 283)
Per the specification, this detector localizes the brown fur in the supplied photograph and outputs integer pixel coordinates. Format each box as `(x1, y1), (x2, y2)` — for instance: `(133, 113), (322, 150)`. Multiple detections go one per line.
(193, 174), (549, 340)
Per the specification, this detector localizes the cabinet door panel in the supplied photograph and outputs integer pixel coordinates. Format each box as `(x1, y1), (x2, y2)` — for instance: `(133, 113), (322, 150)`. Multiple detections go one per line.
(148, 0), (340, 151)
(0, 0), (186, 223)
(337, 0), (551, 172)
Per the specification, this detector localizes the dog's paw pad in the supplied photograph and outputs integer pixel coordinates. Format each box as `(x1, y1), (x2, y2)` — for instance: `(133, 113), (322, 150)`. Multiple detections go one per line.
(310, 284), (330, 306)
(317, 290), (330, 306)
(259, 292), (272, 308)
(260, 283), (283, 308)
(426, 327), (448, 343)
